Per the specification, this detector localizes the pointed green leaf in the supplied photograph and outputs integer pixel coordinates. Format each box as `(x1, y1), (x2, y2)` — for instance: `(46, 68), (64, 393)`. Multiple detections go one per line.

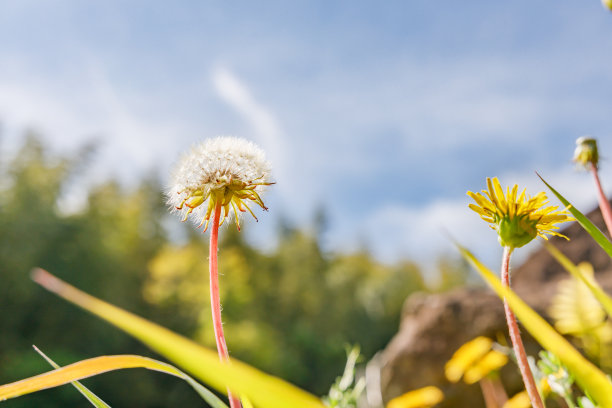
(544, 242), (612, 318)
(538, 173), (612, 258)
(33, 346), (111, 408)
(30, 268), (325, 408)
(0, 354), (228, 408)
(454, 242), (612, 408)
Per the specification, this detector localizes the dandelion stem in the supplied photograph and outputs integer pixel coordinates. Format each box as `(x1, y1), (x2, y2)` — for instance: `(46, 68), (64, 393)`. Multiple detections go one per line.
(591, 166), (612, 237)
(209, 202), (242, 408)
(501, 246), (544, 408)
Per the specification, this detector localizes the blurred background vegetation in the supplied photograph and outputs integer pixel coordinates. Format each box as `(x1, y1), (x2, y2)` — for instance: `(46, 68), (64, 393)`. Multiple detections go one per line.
(0, 134), (470, 407)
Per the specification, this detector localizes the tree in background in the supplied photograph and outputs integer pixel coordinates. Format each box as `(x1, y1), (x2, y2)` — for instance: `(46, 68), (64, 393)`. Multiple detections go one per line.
(0, 134), (188, 407)
(0, 134), (470, 406)
(146, 222), (429, 394)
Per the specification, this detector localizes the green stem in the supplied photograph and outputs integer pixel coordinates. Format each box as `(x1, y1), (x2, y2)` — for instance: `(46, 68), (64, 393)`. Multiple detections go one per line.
(501, 246), (544, 408)
(591, 166), (612, 237)
(210, 202), (242, 408)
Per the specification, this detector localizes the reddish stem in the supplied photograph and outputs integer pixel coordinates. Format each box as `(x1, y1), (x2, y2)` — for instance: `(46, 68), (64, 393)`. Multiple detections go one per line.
(591, 166), (612, 237)
(209, 202), (242, 408)
(479, 377), (508, 408)
(501, 246), (544, 408)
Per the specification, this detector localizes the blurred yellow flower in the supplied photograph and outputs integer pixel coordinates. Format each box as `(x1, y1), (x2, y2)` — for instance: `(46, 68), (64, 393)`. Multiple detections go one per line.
(463, 350), (508, 384)
(467, 177), (573, 248)
(445, 337), (493, 383)
(502, 391), (531, 408)
(386, 386), (444, 408)
(445, 336), (508, 384)
(549, 262), (606, 335)
(503, 376), (552, 408)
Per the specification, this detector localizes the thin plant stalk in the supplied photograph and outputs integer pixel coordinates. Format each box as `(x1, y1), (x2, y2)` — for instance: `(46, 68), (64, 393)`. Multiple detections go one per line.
(209, 202), (242, 408)
(591, 166), (612, 237)
(501, 246), (544, 408)
(479, 377), (508, 408)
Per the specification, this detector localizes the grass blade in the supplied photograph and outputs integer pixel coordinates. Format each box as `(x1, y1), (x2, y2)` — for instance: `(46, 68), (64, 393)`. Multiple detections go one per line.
(454, 242), (612, 408)
(538, 173), (612, 258)
(180, 375), (229, 408)
(30, 268), (325, 408)
(32, 345), (111, 408)
(543, 241), (612, 318)
(0, 354), (228, 408)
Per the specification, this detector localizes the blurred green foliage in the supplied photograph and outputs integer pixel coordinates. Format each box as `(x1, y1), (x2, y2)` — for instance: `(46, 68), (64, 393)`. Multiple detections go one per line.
(0, 135), (468, 406)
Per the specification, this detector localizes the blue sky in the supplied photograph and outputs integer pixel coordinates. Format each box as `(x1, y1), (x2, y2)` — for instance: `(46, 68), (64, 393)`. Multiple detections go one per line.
(1, 1), (612, 272)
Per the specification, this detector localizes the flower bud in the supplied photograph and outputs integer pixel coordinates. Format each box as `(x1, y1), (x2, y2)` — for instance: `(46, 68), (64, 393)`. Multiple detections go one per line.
(573, 136), (599, 170)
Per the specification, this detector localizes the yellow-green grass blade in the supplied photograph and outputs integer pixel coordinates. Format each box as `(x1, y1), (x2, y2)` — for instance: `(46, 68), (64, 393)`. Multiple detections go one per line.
(454, 243), (612, 408)
(538, 173), (612, 258)
(241, 396), (255, 408)
(177, 373), (229, 408)
(30, 268), (325, 408)
(544, 241), (612, 318)
(0, 354), (228, 408)
(32, 345), (111, 408)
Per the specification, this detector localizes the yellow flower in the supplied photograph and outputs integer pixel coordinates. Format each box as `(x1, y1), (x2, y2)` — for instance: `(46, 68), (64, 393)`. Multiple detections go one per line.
(549, 262), (606, 335)
(502, 377), (551, 408)
(467, 177), (573, 248)
(445, 336), (508, 384)
(386, 386), (444, 408)
(463, 350), (508, 384)
(445, 337), (493, 383)
(502, 391), (531, 408)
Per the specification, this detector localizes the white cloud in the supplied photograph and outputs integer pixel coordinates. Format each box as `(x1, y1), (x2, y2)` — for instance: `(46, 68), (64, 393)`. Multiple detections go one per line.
(362, 198), (499, 266)
(354, 164), (612, 271)
(211, 66), (305, 218)
(0, 61), (192, 179)
(211, 66), (286, 170)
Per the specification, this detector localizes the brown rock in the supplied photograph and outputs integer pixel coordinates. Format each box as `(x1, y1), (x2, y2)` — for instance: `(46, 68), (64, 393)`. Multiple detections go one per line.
(379, 288), (519, 408)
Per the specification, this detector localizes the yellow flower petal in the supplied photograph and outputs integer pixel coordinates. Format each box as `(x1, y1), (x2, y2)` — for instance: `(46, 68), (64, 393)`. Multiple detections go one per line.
(502, 391), (531, 408)
(463, 350), (508, 384)
(467, 177), (573, 248)
(445, 337), (493, 383)
(387, 386), (444, 408)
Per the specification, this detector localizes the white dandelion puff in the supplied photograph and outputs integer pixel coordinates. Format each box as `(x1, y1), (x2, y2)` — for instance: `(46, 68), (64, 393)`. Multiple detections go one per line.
(167, 136), (273, 231)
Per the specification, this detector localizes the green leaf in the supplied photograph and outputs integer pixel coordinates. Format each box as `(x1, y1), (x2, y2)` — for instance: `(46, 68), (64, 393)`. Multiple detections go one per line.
(32, 345), (111, 408)
(544, 242), (612, 319)
(30, 268), (325, 408)
(0, 354), (228, 408)
(538, 173), (612, 259)
(454, 242), (612, 408)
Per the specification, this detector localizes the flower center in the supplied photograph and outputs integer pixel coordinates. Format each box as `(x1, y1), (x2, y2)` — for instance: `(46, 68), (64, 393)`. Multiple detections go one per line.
(175, 177), (272, 231)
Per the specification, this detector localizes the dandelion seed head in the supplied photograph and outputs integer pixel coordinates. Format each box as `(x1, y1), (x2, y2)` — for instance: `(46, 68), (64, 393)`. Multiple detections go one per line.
(167, 136), (273, 230)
